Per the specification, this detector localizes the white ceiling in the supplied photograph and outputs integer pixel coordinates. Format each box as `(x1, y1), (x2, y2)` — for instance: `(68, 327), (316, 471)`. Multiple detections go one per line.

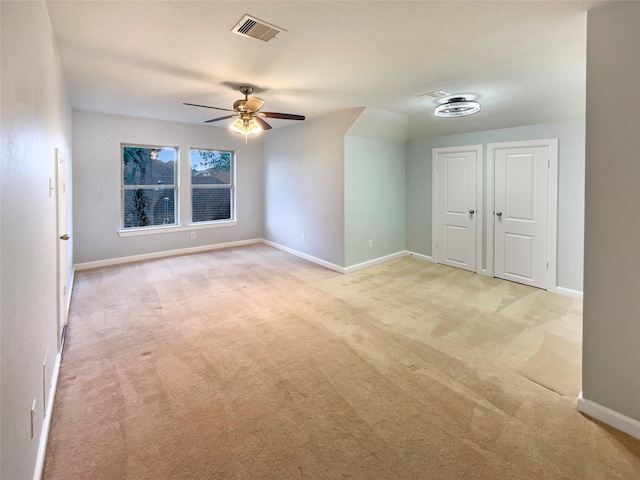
(46, 0), (611, 139)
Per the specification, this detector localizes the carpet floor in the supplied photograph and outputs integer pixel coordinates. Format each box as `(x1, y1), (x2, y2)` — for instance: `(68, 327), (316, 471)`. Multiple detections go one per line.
(43, 244), (640, 479)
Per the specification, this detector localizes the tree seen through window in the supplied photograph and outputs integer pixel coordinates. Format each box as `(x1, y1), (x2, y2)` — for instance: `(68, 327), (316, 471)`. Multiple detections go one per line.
(191, 149), (234, 223)
(122, 145), (177, 228)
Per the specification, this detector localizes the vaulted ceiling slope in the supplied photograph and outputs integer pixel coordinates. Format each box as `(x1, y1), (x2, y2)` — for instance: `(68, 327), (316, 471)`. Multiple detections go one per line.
(46, 0), (611, 139)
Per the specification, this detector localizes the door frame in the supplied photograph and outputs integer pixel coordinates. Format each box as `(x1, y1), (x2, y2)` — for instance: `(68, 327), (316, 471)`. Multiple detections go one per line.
(55, 147), (69, 352)
(432, 145), (483, 273)
(486, 139), (558, 290)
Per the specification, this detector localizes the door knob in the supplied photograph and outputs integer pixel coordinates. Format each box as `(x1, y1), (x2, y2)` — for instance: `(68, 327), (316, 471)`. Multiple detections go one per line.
(469, 209), (475, 214)
(60, 234), (70, 241)
(496, 211), (502, 217)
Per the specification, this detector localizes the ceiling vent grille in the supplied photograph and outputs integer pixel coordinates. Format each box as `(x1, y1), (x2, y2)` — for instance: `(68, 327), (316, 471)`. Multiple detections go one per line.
(232, 15), (285, 42)
(419, 90), (450, 99)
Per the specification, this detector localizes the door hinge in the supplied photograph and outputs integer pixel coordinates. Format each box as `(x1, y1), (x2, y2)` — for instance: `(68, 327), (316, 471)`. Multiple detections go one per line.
(546, 261), (549, 269)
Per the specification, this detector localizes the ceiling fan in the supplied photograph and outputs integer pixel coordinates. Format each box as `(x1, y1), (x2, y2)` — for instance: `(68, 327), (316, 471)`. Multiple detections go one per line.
(184, 85), (305, 138)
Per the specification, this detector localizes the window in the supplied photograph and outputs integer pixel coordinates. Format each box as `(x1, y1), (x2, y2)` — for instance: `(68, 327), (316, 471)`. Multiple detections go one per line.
(190, 148), (234, 223)
(122, 145), (177, 229)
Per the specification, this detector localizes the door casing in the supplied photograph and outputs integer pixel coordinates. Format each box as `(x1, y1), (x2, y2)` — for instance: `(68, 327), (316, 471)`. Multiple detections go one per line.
(56, 148), (69, 351)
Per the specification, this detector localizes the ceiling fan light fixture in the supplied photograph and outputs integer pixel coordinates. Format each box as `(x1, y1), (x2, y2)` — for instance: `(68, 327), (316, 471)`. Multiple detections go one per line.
(435, 97), (481, 117)
(184, 85), (305, 143)
(230, 118), (261, 135)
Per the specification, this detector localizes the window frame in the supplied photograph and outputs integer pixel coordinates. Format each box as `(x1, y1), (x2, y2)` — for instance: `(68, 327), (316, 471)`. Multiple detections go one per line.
(120, 143), (179, 232)
(189, 147), (236, 225)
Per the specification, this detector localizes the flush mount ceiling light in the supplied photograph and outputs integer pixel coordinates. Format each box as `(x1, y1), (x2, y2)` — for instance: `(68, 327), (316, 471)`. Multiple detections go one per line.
(434, 97), (481, 117)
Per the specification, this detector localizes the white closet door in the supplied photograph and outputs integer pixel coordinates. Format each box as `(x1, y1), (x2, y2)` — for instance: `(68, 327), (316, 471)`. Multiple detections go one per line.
(493, 145), (549, 288)
(434, 147), (481, 272)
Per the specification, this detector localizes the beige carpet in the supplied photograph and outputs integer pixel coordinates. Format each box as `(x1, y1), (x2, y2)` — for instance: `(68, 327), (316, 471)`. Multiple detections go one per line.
(43, 244), (640, 479)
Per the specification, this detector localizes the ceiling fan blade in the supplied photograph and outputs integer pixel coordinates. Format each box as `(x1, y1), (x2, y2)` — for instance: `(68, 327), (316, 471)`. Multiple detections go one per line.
(204, 115), (237, 123)
(183, 102), (235, 113)
(253, 116), (272, 130)
(244, 97), (264, 112)
(261, 112), (306, 121)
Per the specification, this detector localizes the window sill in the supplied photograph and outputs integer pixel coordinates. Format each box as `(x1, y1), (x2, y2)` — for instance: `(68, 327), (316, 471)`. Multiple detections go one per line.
(118, 220), (238, 237)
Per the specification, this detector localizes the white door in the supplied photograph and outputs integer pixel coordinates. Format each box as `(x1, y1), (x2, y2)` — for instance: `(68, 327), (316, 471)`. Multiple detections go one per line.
(492, 143), (551, 288)
(433, 146), (482, 272)
(56, 149), (69, 349)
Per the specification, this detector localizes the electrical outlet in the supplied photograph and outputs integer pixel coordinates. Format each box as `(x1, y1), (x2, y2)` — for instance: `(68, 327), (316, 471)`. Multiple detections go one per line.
(368, 240), (373, 249)
(301, 234), (305, 242)
(190, 231), (196, 239)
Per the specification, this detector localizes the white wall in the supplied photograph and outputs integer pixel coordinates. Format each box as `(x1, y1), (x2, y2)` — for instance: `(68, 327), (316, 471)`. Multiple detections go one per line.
(72, 111), (263, 264)
(0, 1), (73, 478)
(263, 109), (363, 267)
(406, 119), (585, 293)
(345, 109), (407, 266)
(581, 1), (640, 432)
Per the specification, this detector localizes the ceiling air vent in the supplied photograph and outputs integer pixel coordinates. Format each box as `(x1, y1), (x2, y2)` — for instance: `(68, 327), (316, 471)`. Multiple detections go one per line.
(419, 90), (450, 99)
(232, 15), (285, 42)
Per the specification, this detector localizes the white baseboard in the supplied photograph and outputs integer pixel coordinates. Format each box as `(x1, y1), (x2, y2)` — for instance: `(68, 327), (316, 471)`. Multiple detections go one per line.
(405, 251), (434, 263)
(577, 391), (640, 440)
(74, 238), (262, 271)
(33, 352), (62, 480)
(344, 251), (407, 274)
(73, 241), (437, 277)
(260, 239), (346, 273)
(260, 244), (436, 274)
(261, 242), (419, 275)
(66, 268), (75, 311)
(551, 286), (583, 300)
